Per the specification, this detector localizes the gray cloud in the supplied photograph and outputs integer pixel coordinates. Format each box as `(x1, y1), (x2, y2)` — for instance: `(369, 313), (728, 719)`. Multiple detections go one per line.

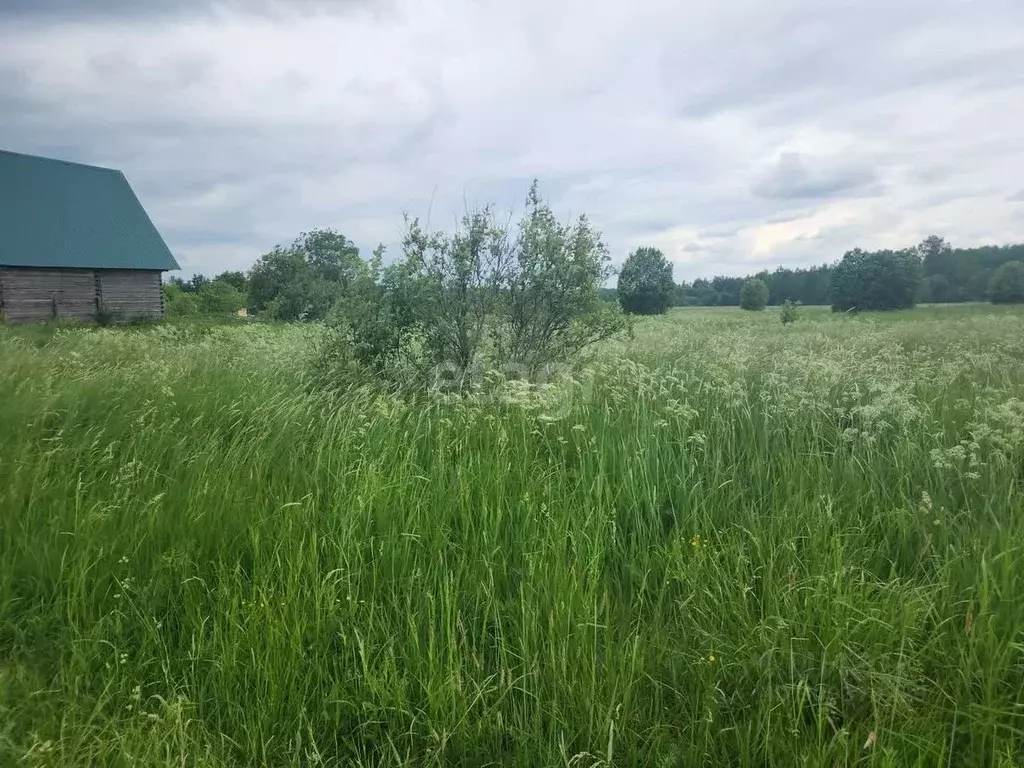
(0, 0), (209, 18)
(752, 153), (879, 201)
(698, 225), (744, 240)
(1, 0), (1023, 280)
(0, 0), (323, 18)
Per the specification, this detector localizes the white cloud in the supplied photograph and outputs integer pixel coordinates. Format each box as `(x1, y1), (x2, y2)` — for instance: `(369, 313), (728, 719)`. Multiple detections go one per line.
(1, 0), (1022, 279)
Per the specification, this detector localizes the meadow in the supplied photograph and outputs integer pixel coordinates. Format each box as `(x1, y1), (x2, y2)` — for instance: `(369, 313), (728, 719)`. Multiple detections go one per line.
(2, 305), (1023, 766)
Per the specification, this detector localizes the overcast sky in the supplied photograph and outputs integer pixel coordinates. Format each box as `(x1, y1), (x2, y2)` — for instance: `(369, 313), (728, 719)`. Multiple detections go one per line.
(2, 0), (1023, 279)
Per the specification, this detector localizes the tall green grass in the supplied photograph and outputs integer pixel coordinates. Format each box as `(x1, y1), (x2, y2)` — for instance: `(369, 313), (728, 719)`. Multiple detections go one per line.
(2, 309), (1024, 766)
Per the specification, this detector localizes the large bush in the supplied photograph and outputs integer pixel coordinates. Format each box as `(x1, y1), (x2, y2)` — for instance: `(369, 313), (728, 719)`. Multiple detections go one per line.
(989, 261), (1024, 304)
(324, 182), (627, 389)
(197, 279), (246, 315)
(162, 282), (200, 318)
(739, 278), (769, 311)
(830, 248), (922, 311)
(617, 247), (674, 315)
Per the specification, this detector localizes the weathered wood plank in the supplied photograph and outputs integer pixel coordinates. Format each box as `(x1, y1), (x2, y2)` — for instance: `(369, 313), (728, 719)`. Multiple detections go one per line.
(0, 268), (165, 322)
(98, 270), (164, 319)
(0, 268), (96, 321)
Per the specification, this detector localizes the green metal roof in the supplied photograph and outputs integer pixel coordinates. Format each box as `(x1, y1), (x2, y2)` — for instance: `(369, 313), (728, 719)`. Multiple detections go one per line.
(0, 149), (179, 271)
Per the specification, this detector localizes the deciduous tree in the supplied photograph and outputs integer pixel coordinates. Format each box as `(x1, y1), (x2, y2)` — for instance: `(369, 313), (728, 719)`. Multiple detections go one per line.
(739, 278), (769, 311)
(989, 261), (1024, 304)
(617, 247), (674, 315)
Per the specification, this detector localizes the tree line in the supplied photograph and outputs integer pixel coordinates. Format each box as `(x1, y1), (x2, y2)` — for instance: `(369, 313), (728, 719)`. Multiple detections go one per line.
(166, 224), (1024, 325)
(671, 236), (1024, 308)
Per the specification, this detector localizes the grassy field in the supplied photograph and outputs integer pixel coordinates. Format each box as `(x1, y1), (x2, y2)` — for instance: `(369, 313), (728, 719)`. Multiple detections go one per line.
(2, 305), (1024, 766)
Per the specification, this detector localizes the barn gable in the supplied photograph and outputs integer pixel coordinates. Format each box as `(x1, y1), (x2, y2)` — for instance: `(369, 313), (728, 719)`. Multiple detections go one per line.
(0, 150), (179, 322)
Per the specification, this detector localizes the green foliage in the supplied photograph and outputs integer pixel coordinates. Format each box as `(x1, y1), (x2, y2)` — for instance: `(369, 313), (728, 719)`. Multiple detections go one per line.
(248, 247), (306, 316)
(317, 245), (422, 383)
(988, 261), (1024, 304)
(739, 278), (769, 311)
(213, 270), (248, 294)
(494, 182), (626, 375)
(676, 266), (832, 307)
(248, 229), (367, 321)
(916, 234), (952, 265)
(163, 279), (243, 319)
(197, 279), (246, 315)
(618, 247), (674, 315)
(921, 273), (951, 304)
(916, 236), (1024, 302)
(401, 209), (504, 378)
(327, 182), (626, 388)
(162, 282), (200, 318)
(273, 275), (342, 322)
(780, 298), (801, 324)
(295, 229), (363, 288)
(675, 237), (1024, 308)
(167, 274), (209, 294)
(3, 306), (1024, 765)
(830, 247), (923, 311)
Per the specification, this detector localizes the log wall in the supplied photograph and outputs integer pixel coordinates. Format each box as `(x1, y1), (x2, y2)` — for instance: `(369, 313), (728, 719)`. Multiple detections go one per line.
(98, 270), (164, 320)
(0, 268), (97, 322)
(0, 267), (165, 323)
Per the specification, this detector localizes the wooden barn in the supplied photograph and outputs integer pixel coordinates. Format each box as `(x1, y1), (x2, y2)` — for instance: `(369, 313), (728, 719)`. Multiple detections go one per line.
(0, 149), (179, 323)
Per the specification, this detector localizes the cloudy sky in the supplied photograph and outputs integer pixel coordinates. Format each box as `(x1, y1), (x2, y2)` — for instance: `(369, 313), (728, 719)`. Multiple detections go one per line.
(2, 0), (1023, 279)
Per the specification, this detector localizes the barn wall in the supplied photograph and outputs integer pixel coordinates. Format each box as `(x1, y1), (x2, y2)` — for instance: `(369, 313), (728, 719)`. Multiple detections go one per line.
(0, 268), (165, 323)
(98, 270), (164, 320)
(0, 268), (97, 322)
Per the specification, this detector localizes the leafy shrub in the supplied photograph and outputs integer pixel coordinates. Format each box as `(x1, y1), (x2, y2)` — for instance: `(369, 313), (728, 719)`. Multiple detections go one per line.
(321, 182), (627, 390)
(989, 261), (1024, 304)
(314, 245), (424, 388)
(197, 280), (246, 315)
(780, 299), (801, 325)
(617, 247), (674, 315)
(739, 278), (769, 311)
(162, 283), (200, 319)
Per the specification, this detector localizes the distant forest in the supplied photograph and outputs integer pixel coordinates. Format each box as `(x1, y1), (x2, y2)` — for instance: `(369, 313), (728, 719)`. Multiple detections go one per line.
(616, 238), (1024, 307)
